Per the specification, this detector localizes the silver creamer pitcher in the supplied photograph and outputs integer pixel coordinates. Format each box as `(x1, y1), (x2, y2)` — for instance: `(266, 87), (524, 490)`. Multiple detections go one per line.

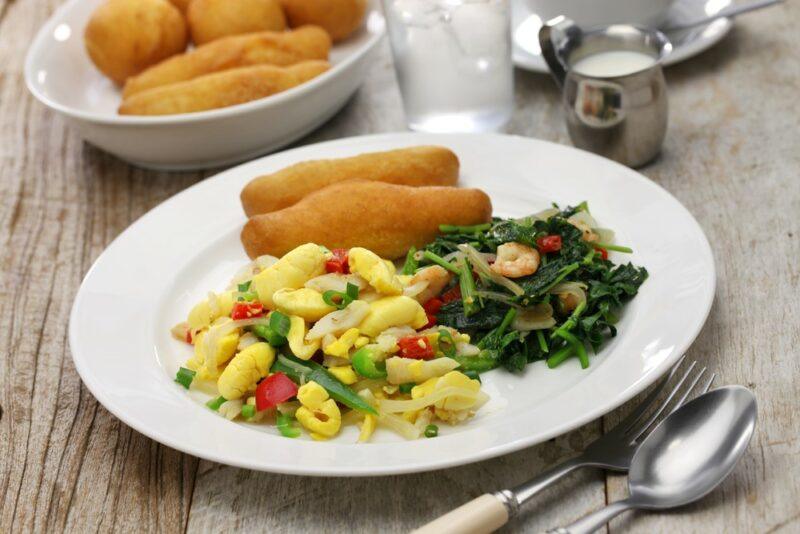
(539, 18), (672, 167)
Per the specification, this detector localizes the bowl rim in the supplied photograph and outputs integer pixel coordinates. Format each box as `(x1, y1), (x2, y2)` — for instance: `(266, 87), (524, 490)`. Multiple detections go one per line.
(23, 0), (386, 127)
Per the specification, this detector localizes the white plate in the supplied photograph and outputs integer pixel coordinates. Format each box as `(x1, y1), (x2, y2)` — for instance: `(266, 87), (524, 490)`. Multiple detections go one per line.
(24, 0), (385, 170)
(69, 133), (715, 476)
(513, 0), (733, 73)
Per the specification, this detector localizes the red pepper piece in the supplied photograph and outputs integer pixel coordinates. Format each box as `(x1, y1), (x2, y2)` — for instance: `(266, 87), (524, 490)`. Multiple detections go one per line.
(185, 329), (193, 344)
(441, 285), (461, 303)
(423, 297), (443, 315)
(536, 235), (562, 254)
(595, 247), (609, 260)
(325, 248), (350, 274)
(255, 372), (299, 411)
(397, 335), (435, 360)
(231, 301), (265, 320)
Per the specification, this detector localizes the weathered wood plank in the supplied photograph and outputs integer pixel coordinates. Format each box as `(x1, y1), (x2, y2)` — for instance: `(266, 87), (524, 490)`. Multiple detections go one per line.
(0, 1), (201, 532)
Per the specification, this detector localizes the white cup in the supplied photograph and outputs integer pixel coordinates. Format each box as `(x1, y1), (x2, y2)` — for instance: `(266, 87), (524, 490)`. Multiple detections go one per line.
(526, 0), (674, 28)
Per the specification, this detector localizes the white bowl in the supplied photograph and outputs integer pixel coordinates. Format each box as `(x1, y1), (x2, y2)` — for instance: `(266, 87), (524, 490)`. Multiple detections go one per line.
(25, 0), (386, 170)
(527, 0), (675, 28)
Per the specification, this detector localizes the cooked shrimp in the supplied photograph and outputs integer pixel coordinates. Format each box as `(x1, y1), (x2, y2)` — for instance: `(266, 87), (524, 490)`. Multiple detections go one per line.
(490, 242), (540, 278)
(409, 265), (452, 303)
(569, 219), (599, 242)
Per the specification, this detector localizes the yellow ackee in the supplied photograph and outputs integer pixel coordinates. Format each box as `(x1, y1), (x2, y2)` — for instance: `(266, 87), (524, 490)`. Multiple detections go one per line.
(358, 414), (377, 442)
(296, 381), (341, 440)
(323, 328), (360, 358)
(252, 243), (326, 308)
(328, 365), (358, 385)
(411, 371), (481, 411)
(272, 287), (335, 321)
(358, 296), (428, 337)
(187, 291), (235, 331)
(286, 315), (320, 360)
(217, 342), (275, 400)
(190, 330), (239, 378)
(348, 247), (403, 295)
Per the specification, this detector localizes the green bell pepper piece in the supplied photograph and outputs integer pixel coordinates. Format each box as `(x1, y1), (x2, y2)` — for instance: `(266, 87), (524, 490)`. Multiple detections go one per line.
(351, 347), (387, 379)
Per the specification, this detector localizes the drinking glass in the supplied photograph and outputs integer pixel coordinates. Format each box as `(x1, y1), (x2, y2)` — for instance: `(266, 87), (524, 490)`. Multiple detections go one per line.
(382, 0), (514, 133)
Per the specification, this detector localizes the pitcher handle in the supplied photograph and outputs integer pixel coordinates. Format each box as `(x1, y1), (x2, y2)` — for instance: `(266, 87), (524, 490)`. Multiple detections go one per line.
(538, 16), (579, 88)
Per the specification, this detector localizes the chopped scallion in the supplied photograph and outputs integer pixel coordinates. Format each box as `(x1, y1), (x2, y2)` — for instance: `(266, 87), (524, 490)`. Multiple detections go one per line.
(399, 383), (415, 394)
(237, 280), (252, 292)
(174, 367), (196, 389)
(206, 395), (226, 411)
(402, 246), (418, 275)
(422, 250), (461, 274)
(424, 424), (439, 438)
(241, 404), (256, 419)
(593, 242), (634, 254)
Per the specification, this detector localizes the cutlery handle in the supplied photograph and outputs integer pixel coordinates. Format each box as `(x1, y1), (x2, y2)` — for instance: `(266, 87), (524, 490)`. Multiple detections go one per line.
(411, 493), (509, 534)
(547, 499), (634, 534)
(413, 457), (585, 534)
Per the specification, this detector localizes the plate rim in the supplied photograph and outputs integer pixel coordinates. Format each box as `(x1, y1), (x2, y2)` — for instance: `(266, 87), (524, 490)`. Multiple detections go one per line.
(68, 132), (716, 476)
(24, 0), (386, 126)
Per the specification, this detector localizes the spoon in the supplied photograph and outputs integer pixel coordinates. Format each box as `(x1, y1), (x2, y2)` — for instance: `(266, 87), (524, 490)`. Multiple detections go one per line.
(662, 0), (783, 33)
(549, 385), (757, 534)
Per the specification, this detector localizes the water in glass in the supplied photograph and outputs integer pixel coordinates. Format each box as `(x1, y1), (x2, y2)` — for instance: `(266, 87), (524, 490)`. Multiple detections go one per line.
(383, 0), (514, 133)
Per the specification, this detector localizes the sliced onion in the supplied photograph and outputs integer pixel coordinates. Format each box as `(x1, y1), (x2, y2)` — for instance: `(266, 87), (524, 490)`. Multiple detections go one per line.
(203, 316), (271, 377)
(442, 250), (466, 263)
(568, 210), (599, 229)
(512, 303), (556, 331)
(379, 412), (420, 440)
(306, 300), (370, 340)
(375, 335), (399, 356)
(414, 408), (434, 433)
(379, 326), (416, 338)
(403, 280), (429, 298)
(549, 282), (587, 308)
(458, 244), (525, 296)
(305, 273), (368, 294)
(237, 332), (258, 351)
(595, 228), (615, 243)
(219, 400), (243, 420)
(378, 387), (488, 413)
(255, 254), (279, 271)
(515, 207), (559, 224)
(455, 342), (481, 357)
(207, 291), (220, 318)
(386, 357), (459, 385)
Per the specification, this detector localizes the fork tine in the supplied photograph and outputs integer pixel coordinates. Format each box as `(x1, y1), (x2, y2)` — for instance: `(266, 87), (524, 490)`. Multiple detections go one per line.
(668, 366), (707, 415)
(618, 355), (687, 433)
(627, 361), (698, 441)
(701, 372), (717, 394)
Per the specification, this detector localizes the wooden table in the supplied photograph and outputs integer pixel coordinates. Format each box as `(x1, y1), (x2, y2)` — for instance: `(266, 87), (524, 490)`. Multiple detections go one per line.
(2, 1), (799, 532)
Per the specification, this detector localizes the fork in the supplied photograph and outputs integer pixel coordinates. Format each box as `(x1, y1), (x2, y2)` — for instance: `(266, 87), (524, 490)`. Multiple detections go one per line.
(412, 357), (716, 534)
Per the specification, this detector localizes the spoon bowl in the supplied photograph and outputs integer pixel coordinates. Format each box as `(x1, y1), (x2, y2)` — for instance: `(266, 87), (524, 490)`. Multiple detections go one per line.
(629, 385), (757, 509)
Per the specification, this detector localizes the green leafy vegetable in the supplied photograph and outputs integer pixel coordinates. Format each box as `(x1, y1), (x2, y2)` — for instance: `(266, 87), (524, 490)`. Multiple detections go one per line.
(421, 202), (647, 374)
